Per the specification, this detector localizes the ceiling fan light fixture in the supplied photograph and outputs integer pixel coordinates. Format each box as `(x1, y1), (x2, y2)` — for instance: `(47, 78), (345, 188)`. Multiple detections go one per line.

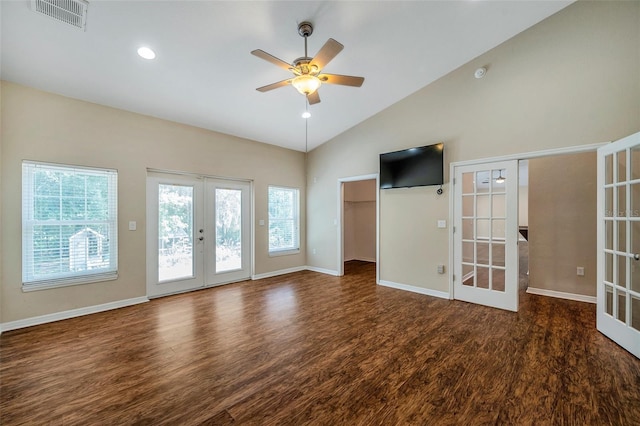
(291, 74), (321, 95)
(302, 111), (311, 119)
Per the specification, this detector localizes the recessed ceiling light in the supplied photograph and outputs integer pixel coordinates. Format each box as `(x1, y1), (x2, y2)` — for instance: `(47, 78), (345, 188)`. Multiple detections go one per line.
(302, 111), (311, 119)
(137, 47), (156, 60)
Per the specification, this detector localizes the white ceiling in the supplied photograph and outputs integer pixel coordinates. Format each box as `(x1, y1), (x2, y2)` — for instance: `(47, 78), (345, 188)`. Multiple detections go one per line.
(0, 1), (572, 152)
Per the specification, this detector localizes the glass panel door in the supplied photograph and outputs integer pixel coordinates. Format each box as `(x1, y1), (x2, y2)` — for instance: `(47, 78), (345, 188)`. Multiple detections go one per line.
(206, 179), (251, 286)
(147, 174), (253, 297)
(147, 174), (204, 297)
(598, 132), (640, 359)
(454, 160), (519, 311)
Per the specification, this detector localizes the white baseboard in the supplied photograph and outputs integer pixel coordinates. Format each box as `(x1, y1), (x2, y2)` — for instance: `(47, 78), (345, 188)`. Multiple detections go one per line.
(0, 296), (149, 333)
(252, 266), (307, 280)
(306, 266), (340, 276)
(353, 257), (376, 263)
(526, 287), (596, 304)
(378, 280), (450, 300)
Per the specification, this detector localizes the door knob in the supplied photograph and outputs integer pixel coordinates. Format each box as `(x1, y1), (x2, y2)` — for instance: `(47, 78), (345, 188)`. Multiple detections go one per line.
(199, 236), (204, 241)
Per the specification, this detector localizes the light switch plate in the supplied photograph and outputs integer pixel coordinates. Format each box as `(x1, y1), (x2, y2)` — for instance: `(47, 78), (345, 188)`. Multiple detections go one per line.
(437, 220), (446, 229)
(128, 221), (137, 231)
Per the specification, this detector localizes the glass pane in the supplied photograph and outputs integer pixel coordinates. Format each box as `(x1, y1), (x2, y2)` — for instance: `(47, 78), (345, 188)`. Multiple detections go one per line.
(477, 266), (489, 289)
(605, 187), (613, 217)
(462, 172), (475, 195)
(492, 169), (506, 192)
(462, 219), (474, 240)
(158, 184), (194, 282)
(632, 296), (640, 332)
(605, 154), (613, 185)
(492, 219), (505, 239)
(477, 195), (490, 217)
(216, 188), (242, 273)
(462, 264), (474, 287)
(618, 254), (627, 287)
(462, 195), (474, 217)
(477, 242), (489, 265)
(492, 243), (505, 267)
(633, 146), (640, 181)
(605, 252), (613, 283)
(631, 183), (640, 218)
(492, 268), (505, 292)
(605, 285), (613, 316)
(618, 220), (627, 252)
(476, 171), (490, 194)
(492, 194), (505, 217)
(618, 150), (627, 183)
(634, 222), (640, 292)
(477, 219), (490, 239)
(462, 241), (474, 263)
(618, 291), (627, 323)
(605, 220), (613, 250)
(617, 185), (627, 217)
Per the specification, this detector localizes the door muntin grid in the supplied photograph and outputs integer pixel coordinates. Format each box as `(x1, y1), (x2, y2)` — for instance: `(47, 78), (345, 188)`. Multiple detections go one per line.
(461, 169), (507, 292)
(603, 147), (640, 332)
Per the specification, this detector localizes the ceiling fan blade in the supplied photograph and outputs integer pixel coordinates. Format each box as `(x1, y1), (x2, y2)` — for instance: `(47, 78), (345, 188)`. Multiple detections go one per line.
(318, 73), (364, 87)
(310, 38), (344, 71)
(256, 79), (291, 92)
(307, 91), (321, 105)
(251, 49), (293, 72)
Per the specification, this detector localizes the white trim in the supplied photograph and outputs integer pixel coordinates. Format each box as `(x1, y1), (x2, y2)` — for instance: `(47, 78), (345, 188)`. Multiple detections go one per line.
(451, 142), (608, 168)
(526, 287), (596, 304)
(378, 280), (449, 300)
(0, 297), (149, 333)
(336, 173), (379, 280)
(351, 257), (376, 263)
(252, 266), (307, 280)
(306, 266), (339, 276)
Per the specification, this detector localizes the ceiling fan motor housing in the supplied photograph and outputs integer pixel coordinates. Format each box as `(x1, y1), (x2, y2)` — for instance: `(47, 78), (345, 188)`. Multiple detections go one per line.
(298, 21), (313, 38)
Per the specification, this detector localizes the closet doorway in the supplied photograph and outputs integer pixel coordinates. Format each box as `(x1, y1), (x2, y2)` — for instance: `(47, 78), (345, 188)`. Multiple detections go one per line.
(337, 175), (379, 279)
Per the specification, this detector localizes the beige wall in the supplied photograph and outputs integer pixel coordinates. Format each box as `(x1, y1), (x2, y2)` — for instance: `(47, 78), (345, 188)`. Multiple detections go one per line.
(344, 180), (376, 262)
(0, 82), (306, 323)
(307, 1), (640, 292)
(528, 152), (596, 296)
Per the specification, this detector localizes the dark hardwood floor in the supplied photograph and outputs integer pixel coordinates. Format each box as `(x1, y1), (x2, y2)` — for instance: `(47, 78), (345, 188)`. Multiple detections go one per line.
(1, 260), (639, 425)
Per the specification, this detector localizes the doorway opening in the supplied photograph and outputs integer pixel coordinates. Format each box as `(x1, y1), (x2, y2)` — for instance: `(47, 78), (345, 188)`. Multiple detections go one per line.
(337, 174), (379, 280)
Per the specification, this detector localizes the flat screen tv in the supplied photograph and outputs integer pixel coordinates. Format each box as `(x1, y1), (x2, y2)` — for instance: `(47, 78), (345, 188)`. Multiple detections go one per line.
(379, 143), (444, 189)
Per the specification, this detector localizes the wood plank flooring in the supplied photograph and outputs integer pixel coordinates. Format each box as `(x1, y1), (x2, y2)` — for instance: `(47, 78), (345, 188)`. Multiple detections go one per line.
(1, 260), (639, 425)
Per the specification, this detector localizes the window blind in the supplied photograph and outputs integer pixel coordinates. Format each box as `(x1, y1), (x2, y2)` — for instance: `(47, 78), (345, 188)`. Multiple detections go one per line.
(22, 161), (118, 289)
(268, 186), (300, 253)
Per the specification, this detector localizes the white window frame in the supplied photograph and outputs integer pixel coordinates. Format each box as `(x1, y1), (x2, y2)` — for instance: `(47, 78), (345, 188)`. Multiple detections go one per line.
(268, 186), (300, 256)
(22, 161), (118, 291)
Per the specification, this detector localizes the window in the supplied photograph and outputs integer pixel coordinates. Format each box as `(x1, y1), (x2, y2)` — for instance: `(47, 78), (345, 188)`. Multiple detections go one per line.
(22, 161), (118, 290)
(268, 186), (300, 254)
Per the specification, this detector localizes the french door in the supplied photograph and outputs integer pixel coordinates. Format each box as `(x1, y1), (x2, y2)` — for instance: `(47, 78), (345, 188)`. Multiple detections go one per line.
(597, 132), (640, 358)
(453, 160), (519, 311)
(146, 173), (252, 298)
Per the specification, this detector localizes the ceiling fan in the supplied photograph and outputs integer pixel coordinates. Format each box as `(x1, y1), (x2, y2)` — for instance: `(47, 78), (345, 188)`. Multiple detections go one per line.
(251, 21), (364, 105)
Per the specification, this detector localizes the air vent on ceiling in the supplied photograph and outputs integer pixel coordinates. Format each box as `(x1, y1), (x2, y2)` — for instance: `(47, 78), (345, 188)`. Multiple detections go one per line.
(30, 0), (89, 31)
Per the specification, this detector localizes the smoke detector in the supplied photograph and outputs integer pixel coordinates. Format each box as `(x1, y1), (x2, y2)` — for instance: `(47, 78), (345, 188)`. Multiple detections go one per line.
(474, 67), (487, 79)
(30, 0), (89, 31)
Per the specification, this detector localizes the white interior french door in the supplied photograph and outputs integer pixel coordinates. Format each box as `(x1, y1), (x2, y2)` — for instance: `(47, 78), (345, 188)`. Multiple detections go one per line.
(597, 132), (640, 359)
(453, 160), (519, 311)
(146, 173), (252, 298)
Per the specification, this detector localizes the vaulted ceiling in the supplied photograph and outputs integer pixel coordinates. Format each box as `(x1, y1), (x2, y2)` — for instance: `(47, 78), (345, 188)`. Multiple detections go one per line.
(0, 1), (573, 151)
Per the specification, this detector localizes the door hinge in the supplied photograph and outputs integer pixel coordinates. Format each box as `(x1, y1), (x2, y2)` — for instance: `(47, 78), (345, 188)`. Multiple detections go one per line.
(453, 226), (456, 233)
(452, 274), (456, 281)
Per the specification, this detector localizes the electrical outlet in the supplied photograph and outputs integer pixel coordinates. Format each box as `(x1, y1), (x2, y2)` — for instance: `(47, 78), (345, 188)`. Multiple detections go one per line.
(577, 266), (585, 276)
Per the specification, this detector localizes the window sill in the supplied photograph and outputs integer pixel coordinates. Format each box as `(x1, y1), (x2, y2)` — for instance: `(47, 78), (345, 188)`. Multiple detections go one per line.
(269, 249), (300, 258)
(22, 272), (118, 292)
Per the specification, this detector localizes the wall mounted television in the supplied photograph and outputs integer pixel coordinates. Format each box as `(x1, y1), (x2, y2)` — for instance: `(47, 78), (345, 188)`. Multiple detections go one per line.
(379, 143), (444, 189)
